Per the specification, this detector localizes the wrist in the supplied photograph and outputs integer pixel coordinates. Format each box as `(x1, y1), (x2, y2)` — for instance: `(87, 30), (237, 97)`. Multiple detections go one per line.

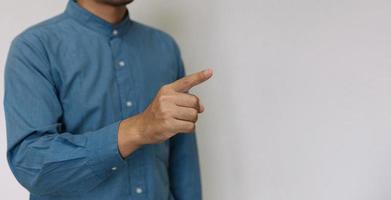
(117, 115), (145, 158)
(130, 114), (147, 146)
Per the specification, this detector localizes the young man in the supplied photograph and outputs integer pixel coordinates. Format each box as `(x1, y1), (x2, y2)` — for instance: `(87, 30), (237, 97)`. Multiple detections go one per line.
(3, 0), (212, 199)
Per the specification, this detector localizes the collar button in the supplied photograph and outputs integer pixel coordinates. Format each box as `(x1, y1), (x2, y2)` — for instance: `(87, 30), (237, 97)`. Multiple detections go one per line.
(112, 29), (119, 36)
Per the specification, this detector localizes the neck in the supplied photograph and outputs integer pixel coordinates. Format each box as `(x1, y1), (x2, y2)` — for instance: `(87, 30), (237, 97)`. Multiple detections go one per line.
(77, 0), (127, 24)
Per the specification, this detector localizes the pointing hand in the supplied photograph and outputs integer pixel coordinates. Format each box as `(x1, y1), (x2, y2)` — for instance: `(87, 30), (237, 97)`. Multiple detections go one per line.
(136, 69), (213, 144)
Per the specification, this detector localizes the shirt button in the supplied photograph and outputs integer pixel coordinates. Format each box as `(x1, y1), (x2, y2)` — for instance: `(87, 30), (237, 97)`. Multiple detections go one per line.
(111, 166), (117, 171)
(126, 101), (133, 107)
(118, 61), (125, 67)
(112, 29), (119, 36)
(135, 187), (143, 194)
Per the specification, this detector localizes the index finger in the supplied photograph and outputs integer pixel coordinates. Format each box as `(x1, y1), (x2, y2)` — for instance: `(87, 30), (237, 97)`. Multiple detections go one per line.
(169, 69), (213, 92)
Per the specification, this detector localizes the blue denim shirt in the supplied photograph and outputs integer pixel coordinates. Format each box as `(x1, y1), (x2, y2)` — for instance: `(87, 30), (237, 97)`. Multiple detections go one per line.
(3, 1), (201, 199)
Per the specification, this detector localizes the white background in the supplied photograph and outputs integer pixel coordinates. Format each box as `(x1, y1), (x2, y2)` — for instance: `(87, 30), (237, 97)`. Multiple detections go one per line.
(1, 0), (391, 199)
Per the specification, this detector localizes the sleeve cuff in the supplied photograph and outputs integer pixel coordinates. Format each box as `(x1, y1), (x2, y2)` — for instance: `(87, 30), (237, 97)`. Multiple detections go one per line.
(85, 121), (127, 180)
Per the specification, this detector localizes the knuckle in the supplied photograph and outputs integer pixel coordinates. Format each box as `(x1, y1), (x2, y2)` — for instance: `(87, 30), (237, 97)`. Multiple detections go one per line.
(191, 95), (199, 104)
(158, 95), (170, 104)
(194, 95), (200, 103)
(191, 109), (198, 117)
(182, 79), (192, 87)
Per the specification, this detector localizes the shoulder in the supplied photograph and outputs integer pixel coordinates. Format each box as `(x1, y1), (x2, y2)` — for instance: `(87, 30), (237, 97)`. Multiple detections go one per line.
(11, 13), (68, 49)
(6, 15), (69, 81)
(130, 21), (180, 50)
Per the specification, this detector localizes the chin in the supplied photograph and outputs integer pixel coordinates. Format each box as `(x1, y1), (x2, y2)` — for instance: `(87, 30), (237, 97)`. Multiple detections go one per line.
(99, 0), (134, 6)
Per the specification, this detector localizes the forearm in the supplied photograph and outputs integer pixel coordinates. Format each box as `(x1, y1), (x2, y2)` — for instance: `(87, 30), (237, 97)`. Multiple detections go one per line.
(7, 121), (126, 196)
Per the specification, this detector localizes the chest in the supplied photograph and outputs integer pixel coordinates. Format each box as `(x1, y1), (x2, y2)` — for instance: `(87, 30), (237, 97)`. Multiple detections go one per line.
(47, 36), (178, 132)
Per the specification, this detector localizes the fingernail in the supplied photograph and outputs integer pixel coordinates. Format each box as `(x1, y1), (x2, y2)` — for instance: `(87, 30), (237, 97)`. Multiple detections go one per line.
(203, 69), (213, 76)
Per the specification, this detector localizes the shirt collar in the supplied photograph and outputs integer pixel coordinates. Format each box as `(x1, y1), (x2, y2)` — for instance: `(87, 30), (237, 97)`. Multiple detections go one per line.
(65, 0), (133, 37)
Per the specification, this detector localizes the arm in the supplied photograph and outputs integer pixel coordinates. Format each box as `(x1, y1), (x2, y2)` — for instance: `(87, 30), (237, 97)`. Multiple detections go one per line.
(169, 134), (202, 200)
(4, 37), (128, 196)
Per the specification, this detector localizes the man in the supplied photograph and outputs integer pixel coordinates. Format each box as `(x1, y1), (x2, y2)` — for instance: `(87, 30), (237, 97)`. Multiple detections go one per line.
(3, 0), (212, 199)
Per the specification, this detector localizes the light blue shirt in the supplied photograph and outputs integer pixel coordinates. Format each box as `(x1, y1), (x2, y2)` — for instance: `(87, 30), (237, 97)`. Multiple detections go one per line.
(3, 1), (201, 199)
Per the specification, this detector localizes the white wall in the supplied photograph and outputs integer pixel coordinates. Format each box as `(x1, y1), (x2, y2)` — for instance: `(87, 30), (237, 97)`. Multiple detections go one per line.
(2, 1), (391, 199)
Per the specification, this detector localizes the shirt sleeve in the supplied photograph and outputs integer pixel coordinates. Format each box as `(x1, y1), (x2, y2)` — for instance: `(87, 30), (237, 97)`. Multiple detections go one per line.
(4, 36), (127, 196)
(169, 40), (202, 200)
